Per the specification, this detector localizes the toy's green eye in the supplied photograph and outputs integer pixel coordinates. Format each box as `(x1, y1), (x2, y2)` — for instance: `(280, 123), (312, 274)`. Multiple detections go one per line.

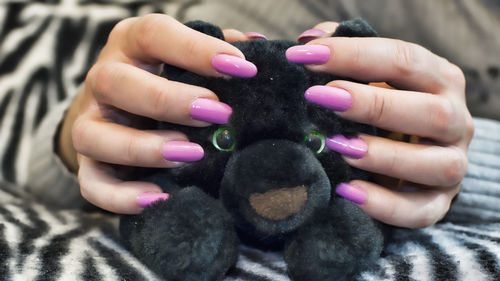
(304, 131), (326, 154)
(212, 127), (236, 151)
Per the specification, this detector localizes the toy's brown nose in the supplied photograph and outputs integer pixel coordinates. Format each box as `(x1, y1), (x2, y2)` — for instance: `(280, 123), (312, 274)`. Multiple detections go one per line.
(249, 186), (308, 220)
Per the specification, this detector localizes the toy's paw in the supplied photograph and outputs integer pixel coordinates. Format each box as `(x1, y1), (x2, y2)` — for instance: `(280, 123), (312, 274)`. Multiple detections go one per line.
(120, 187), (238, 281)
(284, 199), (383, 281)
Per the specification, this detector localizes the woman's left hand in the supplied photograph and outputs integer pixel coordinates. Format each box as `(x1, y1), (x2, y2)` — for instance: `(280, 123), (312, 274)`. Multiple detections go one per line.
(289, 22), (474, 228)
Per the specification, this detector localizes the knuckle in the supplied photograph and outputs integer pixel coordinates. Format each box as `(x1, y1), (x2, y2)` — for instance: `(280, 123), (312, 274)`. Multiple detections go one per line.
(150, 87), (170, 121)
(430, 99), (455, 136)
(443, 63), (466, 90)
(108, 17), (136, 42)
(123, 135), (140, 165)
(107, 193), (122, 214)
(366, 91), (389, 124)
(393, 40), (419, 76)
(385, 145), (399, 174)
(348, 42), (363, 69)
(78, 171), (90, 201)
(86, 64), (101, 94)
(90, 62), (120, 101)
(466, 115), (475, 141)
(416, 195), (451, 227)
(182, 36), (203, 59)
(415, 210), (439, 228)
(135, 14), (169, 54)
(441, 149), (467, 186)
(72, 118), (89, 155)
(384, 201), (400, 226)
(84, 65), (96, 89)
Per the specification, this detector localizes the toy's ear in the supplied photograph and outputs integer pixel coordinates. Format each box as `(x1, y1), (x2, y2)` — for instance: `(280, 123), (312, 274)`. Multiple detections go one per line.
(332, 18), (377, 37)
(184, 20), (225, 40)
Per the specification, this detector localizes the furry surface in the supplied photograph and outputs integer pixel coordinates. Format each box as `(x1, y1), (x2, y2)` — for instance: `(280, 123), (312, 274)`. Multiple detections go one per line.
(120, 19), (384, 281)
(121, 187), (237, 281)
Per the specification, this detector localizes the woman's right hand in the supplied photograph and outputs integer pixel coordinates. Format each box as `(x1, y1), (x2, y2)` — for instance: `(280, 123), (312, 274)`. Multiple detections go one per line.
(57, 14), (257, 214)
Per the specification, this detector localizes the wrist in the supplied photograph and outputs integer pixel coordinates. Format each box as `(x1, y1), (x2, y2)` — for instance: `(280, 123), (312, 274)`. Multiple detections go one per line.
(56, 93), (82, 173)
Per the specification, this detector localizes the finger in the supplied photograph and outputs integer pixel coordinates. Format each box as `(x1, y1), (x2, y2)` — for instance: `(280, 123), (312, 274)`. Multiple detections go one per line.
(78, 156), (167, 214)
(313, 21), (339, 33)
(223, 28), (249, 42)
(298, 21), (338, 43)
(336, 180), (457, 228)
(288, 37), (463, 93)
(333, 134), (468, 187)
(88, 62), (232, 126)
(72, 117), (204, 167)
(223, 29), (268, 42)
(119, 14), (256, 77)
(243, 32), (268, 40)
(313, 80), (465, 142)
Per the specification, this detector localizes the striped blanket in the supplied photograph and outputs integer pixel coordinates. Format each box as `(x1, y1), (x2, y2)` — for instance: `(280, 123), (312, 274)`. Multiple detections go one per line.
(1, 182), (500, 280)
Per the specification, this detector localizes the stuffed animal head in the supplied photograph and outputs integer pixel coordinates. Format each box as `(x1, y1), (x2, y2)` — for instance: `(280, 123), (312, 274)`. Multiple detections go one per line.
(154, 19), (377, 244)
(122, 20), (384, 281)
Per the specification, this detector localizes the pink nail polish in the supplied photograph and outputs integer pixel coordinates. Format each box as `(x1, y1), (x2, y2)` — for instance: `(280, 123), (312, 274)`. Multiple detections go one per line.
(297, 29), (326, 43)
(286, 44), (330, 64)
(211, 54), (257, 78)
(136, 192), (170, 208)
(304, 85), (352, 111)
(190, 98), (232, 124)
(326, 135), (367, 159)
(335, 183), (367, 205)
(244, 32), (268, 40)
(162, 141), (204, 162)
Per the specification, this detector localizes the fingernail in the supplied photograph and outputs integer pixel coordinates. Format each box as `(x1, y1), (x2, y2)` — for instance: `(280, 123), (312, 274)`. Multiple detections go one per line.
(136, 192), (170, 208)
(190, 98), (232, 124)
(163, 141), (204, 162)
(305, 85), (352, 111)
(297, 29), (326, 43)
(244, 32), (268, 40)
(212, 54), (257, 78)
(335, 183), (367, 205)
(326, 135), (367, 159)
(286, 44), (330, 64)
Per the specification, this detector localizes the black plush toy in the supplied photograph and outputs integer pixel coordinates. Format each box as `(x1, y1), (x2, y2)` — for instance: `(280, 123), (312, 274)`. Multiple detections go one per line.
(120, 19), (384, 281)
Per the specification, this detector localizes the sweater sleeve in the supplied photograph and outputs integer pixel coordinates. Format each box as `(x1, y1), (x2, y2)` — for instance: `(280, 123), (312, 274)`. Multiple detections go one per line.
(445, 117), (500, 222)
(26, 96), (86, 209)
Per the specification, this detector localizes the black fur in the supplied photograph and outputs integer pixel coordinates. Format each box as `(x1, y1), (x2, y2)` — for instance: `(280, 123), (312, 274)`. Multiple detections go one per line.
(120, 19), (383, 281)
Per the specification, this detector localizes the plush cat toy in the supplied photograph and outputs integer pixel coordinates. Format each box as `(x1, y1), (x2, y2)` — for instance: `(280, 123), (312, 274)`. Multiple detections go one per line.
(120, 19), (384, 281)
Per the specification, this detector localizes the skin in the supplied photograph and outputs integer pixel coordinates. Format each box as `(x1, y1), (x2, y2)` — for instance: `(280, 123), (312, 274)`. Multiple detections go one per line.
(58, 15), (474, 229)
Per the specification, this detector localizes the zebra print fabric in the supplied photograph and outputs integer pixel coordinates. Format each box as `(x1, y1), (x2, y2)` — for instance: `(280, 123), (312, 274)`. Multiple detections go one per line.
(1, 1), (500, 280)
(1, 183), (500, 281)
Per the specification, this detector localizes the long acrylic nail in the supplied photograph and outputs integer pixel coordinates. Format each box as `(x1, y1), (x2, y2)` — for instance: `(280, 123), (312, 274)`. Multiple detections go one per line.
(244, 32), (268, 40)
(305, 85), (352, 111)
(335, 183), (367, 205)
(163, 141), (204, 162)
(286, 44), (330, 64)
(297, 29), (326, 43)
(326, 135), (367, 159)
(190, 98), (232, 124)
(136, 192), (170, 208)
(212, 54), (257, 78)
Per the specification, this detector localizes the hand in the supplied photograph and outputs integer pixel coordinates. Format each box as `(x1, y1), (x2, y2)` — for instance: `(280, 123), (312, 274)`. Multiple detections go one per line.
(290, 22), (474, 228)
(57, 14), (258, 214)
